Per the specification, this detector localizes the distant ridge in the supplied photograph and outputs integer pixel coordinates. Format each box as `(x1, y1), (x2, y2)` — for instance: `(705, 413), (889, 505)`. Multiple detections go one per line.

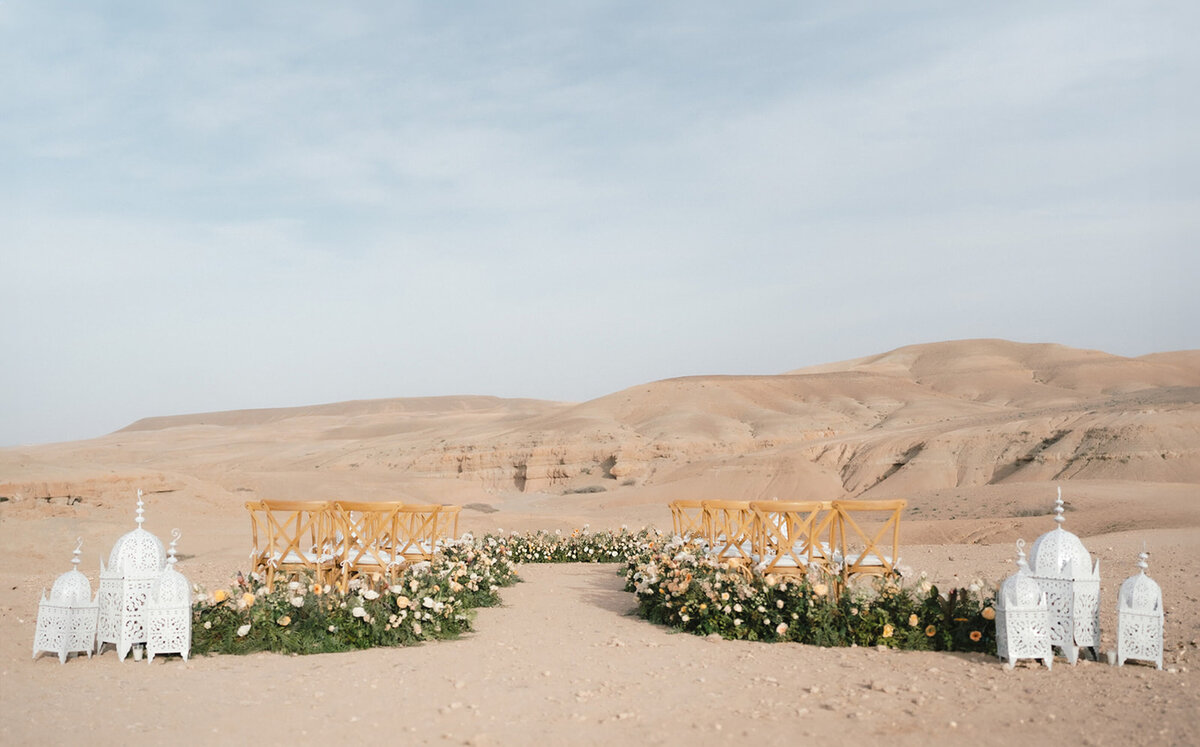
(7, 338), (1193, 507)
(119, 395), (568, 432)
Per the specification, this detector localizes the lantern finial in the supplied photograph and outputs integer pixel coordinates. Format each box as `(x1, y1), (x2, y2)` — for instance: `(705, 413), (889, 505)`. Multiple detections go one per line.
(1137, 542), (1149, 573)
(135, 490), (145, 528)
(1015, 538), (1029, 571)
(71, 537), (83, 570)
(1053, 486), (1065, 526)
(168, 529), (180, 566)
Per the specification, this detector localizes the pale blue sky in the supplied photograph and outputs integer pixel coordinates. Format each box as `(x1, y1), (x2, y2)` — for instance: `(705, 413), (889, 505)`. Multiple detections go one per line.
(3, 2), (1198, 446)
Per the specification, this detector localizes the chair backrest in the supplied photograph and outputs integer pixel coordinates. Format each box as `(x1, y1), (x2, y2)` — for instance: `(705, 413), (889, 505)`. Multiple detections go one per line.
(831, 499), (906, 579)
(439, 505), (461, 541)
(260, 500), (334, 562)
(700, 500), (756, 562)
(749, 501), (836, 574)
(393, 504), (445, 561)
(245, 500), (269, 562)
(669, 500), (706, 538)
(331, 501), (404, 568)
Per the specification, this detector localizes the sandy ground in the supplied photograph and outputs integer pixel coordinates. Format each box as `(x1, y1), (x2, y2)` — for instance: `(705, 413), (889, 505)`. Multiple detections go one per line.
(1, 504), (1197, 746)
(2, 340), (1198, 745)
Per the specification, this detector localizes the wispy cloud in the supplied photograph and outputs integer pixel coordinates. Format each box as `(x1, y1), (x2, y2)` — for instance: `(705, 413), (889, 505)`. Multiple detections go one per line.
(2, 1), (1197, 445)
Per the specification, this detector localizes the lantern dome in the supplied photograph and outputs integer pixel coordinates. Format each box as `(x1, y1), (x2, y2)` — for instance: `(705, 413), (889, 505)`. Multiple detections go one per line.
(49, 567), (93, 605)
(1002, 568), (1044, 608)
(1119, 553), (1162, 613)
(1028, 492), (1092, 578)
(106, 497), (165, 577)
(150, 559), (190, 607)
(108, 528), (166, 576)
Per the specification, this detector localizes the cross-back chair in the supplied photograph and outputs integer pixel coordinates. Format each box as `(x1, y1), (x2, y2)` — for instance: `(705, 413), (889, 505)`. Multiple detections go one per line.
(701, 500), (756, 564)
(331, 501), (405, 591)
(259, 500), (337, 591)
(439, 505), (461, 543)
(245, 500), (272, 579)
(669, 500), (706, 539)
(831, 499), (907, 587)
(393, 504), (445, 564)
(750, 501), (838, 578)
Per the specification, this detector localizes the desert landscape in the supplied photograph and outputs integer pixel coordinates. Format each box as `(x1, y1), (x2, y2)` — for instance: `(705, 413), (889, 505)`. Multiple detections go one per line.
(2, 339), (1198, 745)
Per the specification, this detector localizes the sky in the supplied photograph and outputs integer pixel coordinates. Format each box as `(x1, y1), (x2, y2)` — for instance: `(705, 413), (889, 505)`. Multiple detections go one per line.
(2, 2), (1198, 447)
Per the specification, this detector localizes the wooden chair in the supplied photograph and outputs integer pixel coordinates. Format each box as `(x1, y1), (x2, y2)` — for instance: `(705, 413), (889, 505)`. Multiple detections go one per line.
(750, 501), (838, 578)
(331, 501), (405, 590)
(245, 501), (272, 579)
(259, 500), (337, 591)
(439, 505), (461, 544)
(700, 500), (756, 565)
(831, 499), (907, 587)
(669, 500), (706, 539)
(393, 504), (445, 564)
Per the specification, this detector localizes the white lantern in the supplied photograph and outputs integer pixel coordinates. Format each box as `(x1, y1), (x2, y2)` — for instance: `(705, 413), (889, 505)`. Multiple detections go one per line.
(146, 530), (192, 663)
(1027, 487), (1100, 664)
(1116, 547), (1163, 669)
(33, 538), (99, 664)
(996, 539), (1053, 670)
(97, 491), (167, 660)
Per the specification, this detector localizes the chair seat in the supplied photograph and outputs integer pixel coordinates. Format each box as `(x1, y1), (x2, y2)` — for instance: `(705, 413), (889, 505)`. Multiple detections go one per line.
(343, 549), (404, 567)
(842, 552), (898, 568)
(271, 551), (337, 566)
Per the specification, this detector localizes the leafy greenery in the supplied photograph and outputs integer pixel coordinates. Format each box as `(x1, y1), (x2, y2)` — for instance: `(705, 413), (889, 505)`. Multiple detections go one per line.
(192, 534), (517, 655)
(191, 527), (998, 657)
(624, 534), (997, 653)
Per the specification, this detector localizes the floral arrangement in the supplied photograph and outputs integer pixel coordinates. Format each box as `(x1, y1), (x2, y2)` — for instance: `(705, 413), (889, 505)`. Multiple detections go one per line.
(191, 527), (996, 657)
(191, 534), (517, 655)
(624, 534), (997, 653)
(488, 525), (652, 564)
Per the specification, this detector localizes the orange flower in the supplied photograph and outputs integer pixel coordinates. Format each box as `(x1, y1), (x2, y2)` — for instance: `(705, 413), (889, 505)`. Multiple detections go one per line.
(312, 583), (323, 596)
(970, 630), (982, 642)
(925, 625), (937, 637)
(981, 607), (995, 621)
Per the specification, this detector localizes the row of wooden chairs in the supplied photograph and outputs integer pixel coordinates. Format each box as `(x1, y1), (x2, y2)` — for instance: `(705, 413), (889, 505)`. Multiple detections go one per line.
(669, 499), (906, 592)
(245, 500), (461, 591)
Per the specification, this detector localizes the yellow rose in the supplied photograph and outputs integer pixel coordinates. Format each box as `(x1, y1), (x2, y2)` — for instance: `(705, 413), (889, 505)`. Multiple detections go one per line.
(981, 607), (995, 621)
(908, 614), (919, 627)
(882, 624), (894, 638)
(813, 583), (828, 598)
(212, 589), (228, 603)
(277, 615), (291, 627)
(242, 592), (256, 608)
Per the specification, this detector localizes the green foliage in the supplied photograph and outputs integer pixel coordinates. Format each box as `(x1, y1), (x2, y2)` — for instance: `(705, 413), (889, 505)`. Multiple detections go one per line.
(488, 526), (652, 564)
(624, 534), (997, 654)
(192, 534), (518, 655)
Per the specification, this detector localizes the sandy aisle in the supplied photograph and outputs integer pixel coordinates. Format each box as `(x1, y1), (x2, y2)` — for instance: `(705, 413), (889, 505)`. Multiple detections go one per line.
(5, 562), (1196, 746)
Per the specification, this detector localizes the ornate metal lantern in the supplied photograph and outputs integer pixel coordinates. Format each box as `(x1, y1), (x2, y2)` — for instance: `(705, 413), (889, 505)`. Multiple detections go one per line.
(33, 538), (99, 664)
(97, 491), (167, 660)
(146, 530), (192, 663)
(1116, 547), (1163, 669)
(1028, 488), (1100, 664)
(996, 539), (1053, 670)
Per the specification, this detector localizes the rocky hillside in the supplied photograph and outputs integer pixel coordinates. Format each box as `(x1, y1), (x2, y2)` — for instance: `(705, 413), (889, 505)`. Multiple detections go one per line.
(2, 340), (1197, 507)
